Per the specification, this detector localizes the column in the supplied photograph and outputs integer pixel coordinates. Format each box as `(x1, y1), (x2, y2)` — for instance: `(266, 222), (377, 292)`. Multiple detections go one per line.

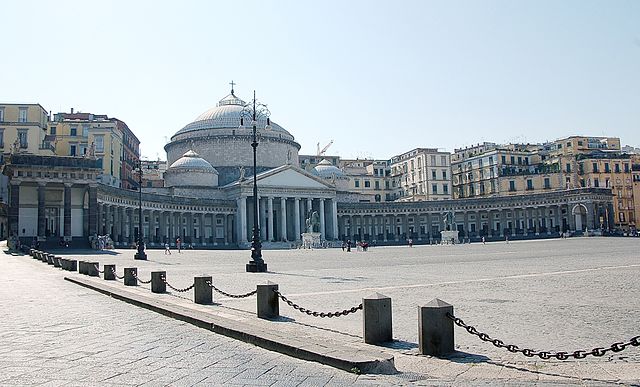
(104, 205), (112, 238)
(8, 182), (20, 238)
(127, 208), (134, 244)
(267, 196), (274, 242)
(307, 198), (313, 218)
(294, 197), (301, 241)
(319, 199), (325, 240)
(463, 211), (469, 239)
(237, 197), (247, 242)
(114, 205), (121, 243)
(499, 209), (506, 237)
(64, 184), (72, 239)
(332, 199), (338, 241)
(37, 183), (46, 239)
(280, 197), (287, 241)
(586, 203), (595, 230)
(88, 185), (98, 237)
(198, 213), (204, 244)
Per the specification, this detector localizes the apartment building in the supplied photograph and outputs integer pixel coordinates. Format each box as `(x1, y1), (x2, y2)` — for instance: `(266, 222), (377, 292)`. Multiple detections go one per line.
(389, 148), (452, 201)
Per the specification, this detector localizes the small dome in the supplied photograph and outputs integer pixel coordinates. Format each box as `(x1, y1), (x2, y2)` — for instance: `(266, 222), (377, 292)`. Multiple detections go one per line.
(313, 159), (346, 178)
(168, 150), (218, 173)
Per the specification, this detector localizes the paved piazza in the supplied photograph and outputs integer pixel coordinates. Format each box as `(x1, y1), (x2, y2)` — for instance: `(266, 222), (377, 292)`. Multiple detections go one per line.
(2, 237), (639, 385)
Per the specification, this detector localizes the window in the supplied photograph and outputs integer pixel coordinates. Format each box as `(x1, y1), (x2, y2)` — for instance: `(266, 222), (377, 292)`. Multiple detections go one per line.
(82, 125), (89, 137)
(524, 157), (529, 165)
(441, 156), (447, 165)
(0, 108), (4, 122)
(517, 156), (522, 165)
(544, 178), (550, 189)
(374, 181), (380, 190)
(432, 184), (438, 194)
(431, 155), (436, 165)
(604, 163), (610, 173)
(442, 170), (447, 179)
(0, 129), (3, 148)
(510, 156), (515, 164)
(70, 145), (77, 156)
(501, 155), (506, 164)
(432, 170), (436, 179)
(566, 163), (571, 173)
(364, 180), (370, 188)
(614, 164), (620, 173)
(594, 178), (599, 187)
(354, 180), (360, 188)
(509, 181), (516, 191)
(70, 127), (77, 136)
(527, 179), (533, 190)
(50, 126), (56, 135)
(624, 163), (629, 173)
(95, 136), (104, 152)
(19, 107), (27, 122)
(592, 162), (598, 173)
(443, 184), (448, 194)
(18, 130), (28, 148)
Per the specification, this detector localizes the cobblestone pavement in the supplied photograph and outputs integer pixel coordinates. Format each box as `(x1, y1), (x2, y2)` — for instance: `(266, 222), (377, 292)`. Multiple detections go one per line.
(0, 250), (406, 386)
(4, 237), (639, 386)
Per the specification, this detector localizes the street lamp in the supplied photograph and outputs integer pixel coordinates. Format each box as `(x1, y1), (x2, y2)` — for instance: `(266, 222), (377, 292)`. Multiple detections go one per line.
(240, 90), (270, 272)
(134, 159), (147, 260)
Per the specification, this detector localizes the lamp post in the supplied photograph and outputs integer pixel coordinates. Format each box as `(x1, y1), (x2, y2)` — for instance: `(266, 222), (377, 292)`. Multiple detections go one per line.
(241, 90), (270, 272)
(134, 159), (147, 260)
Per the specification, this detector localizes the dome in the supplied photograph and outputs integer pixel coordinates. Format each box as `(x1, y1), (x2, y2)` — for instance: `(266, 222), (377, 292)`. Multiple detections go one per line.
(313, 159), (346, 178)
(168, 150), (218, 173)
(172, 91), (293, 140)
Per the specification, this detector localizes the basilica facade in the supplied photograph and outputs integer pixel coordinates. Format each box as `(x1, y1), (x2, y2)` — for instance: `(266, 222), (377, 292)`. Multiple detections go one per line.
(3, 88), (617, 248)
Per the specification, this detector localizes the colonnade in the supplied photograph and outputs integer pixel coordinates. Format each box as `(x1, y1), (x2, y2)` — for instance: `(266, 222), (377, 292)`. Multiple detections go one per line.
(236, 195), (339, 243)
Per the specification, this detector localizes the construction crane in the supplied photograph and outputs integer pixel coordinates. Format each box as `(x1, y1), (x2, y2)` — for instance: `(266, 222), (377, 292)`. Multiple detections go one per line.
(317, 140), (334, 156)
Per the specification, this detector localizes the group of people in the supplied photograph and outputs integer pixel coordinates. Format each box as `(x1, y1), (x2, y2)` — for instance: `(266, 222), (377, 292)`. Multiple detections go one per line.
(163, 238), (195, 254)
(341, 240), (370, 252)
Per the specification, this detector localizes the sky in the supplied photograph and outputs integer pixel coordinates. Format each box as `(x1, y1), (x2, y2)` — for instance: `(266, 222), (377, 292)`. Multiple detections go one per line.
(1, 0), (639, 160)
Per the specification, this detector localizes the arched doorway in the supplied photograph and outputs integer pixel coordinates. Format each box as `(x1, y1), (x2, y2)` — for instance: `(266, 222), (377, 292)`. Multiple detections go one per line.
(572, 204), (588, 232)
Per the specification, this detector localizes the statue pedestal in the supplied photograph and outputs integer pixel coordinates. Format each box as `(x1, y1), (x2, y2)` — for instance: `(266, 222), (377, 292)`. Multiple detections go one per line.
(301, 232), (322, 249)
(440, 230), (459, 244)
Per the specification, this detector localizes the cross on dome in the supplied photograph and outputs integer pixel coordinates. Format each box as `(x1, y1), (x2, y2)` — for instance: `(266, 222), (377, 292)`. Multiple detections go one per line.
(229, 80), (236, 95)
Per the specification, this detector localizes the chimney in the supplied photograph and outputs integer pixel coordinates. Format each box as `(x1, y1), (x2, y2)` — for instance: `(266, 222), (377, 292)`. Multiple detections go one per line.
(71, 107), (74, 114)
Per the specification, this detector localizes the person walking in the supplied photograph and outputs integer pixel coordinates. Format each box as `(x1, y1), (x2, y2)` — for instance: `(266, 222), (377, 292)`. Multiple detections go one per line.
(482, 236), (486, 244)
(176, 237), (182, 253)
(164, 242), (171, 255)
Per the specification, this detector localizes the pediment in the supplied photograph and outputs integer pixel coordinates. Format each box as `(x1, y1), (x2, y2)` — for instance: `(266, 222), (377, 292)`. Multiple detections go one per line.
(257, 167), (332, 189)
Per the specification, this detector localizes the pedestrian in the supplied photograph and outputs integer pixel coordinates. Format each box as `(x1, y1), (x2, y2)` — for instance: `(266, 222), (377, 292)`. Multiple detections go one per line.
(408, 238), (413, 248)
(176, 237), (182, 253)
(482, 236), (486, 244)
(164, 242), (171, 255)
(346, 239), (352, 252)
(505, 235), (509, 244)
(341, 241), (346, 251)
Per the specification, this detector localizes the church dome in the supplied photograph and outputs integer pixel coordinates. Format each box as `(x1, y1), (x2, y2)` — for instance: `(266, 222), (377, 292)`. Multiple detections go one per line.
(313, 159), (346, 178)
(168, 150), (218, 173)
(172, 91), (293, 140)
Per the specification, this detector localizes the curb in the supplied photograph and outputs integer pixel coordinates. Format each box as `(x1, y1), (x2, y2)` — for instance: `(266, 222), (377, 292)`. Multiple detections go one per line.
(64, 276), (397, 375)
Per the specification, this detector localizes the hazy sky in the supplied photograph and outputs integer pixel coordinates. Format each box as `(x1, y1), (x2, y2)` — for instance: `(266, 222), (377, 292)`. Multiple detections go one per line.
(1, 0), (638, 160)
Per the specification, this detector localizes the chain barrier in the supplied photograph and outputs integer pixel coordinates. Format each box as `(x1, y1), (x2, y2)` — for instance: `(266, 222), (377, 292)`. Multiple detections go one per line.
(447, 313), (640, 360)
(161, 275), (195, 293)
(93, 264), (104, 274)
(205, 281), (257, 298)
(111, 268), (125, 280)
(273, 289), (362, 318)
(131, 271), (152, 284)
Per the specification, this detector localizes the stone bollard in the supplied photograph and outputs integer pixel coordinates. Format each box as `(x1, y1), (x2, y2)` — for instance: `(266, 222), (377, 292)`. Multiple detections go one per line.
(60, 258), (68, 270)
(363, 292), (393, 344)
(103, 264), (116, 280)
(78, 261), (86, 274)
(256, 282), (279, 319)
(87, 262), (99, 277)
(194, 276), (213, 304)
(68, 259), (77, 272)
(47, 254), (55, 265)
(419, 299), (455, 357)
(53, 256), (61, 268)
(29, 248), (35, 257)
(151, 271), (166, 293)
(124, 268), (137, 286)
(40, 252), (48, 263)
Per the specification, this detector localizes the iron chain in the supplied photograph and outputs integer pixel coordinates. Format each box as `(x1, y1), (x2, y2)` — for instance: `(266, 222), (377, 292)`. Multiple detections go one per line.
(110, 268), (125, 280)
(273, 289), (362, 318)
(131, 271), (152, 284)
(161, 276), (195, 293)
(93, 264), (104, 274)
(447, 313), (640, 360)
(205, 281), (257, 298)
